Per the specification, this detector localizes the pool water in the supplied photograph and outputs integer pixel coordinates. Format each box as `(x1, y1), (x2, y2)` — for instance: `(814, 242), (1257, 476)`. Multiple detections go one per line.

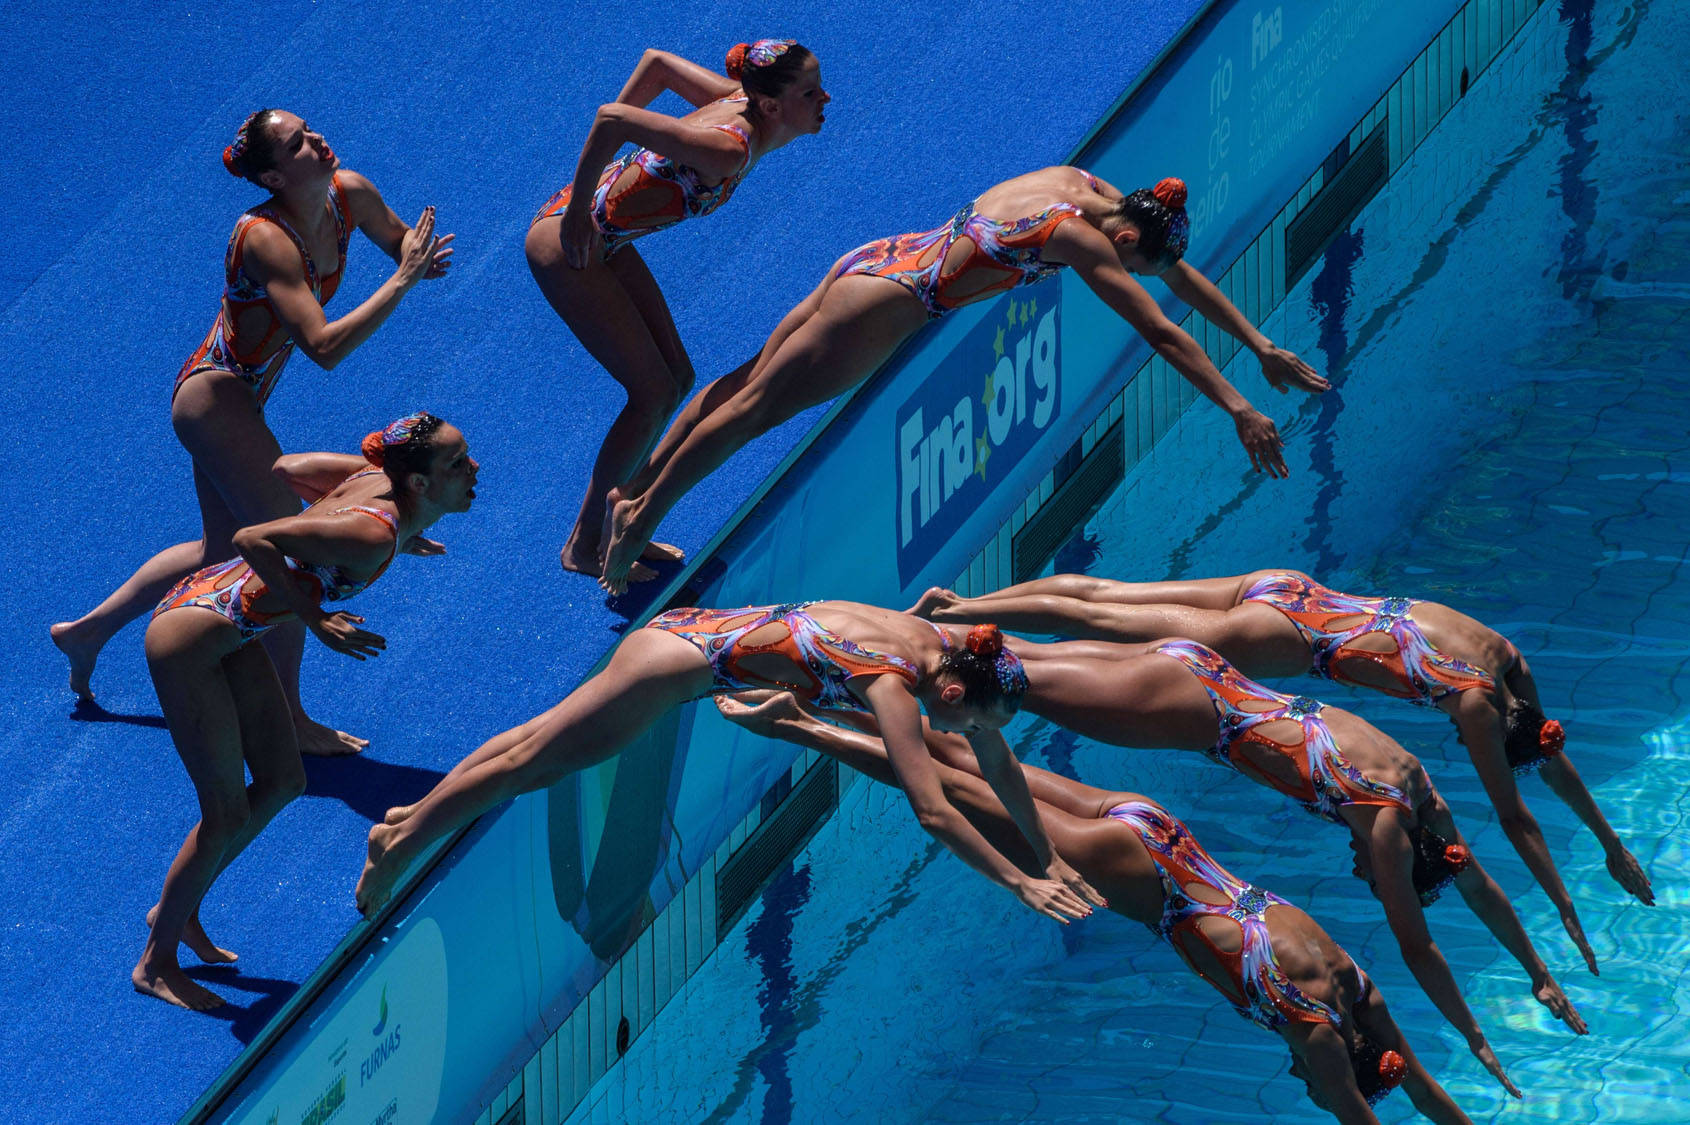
(567, 1), (1689, 1121)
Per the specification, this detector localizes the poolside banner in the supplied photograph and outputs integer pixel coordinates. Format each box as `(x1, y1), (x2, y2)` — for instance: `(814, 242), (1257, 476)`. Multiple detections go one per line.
(894, 279), (1061, 584)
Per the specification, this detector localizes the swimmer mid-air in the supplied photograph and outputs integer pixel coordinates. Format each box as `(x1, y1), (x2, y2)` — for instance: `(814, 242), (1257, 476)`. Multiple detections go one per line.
(526, 40), (827, 583)
(135, 415), (476, 1010)
(52, 109), (453, 756)
(354, 612), (1102, 924)
(914, 568), (1655, 971)
(992, 632), (1585, 1095)
(596, 168), (1328, 592)
(720, 692), (1478, 1124)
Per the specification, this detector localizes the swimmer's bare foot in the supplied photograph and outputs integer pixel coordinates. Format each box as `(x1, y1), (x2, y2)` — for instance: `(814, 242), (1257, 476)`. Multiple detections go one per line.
(133, 950), (225, 1011)
(641, 541), (685, 565)
(296, 713), (367, 757)
(599, 496), (649, 596)
(49, 620), (101, 701)
(905, 587), (961, 619)
(356, 822), (412, 917)
(383, 803), (418, 826)
(715, 690), (807, 735)
(560, 538), (659, 584)
(146, 905), (238, 964)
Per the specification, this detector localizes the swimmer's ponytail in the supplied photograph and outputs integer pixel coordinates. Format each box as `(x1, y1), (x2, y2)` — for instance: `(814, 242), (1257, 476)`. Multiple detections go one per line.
(223, 109), (284, 186)
(1350, 1036), (1407, 1105)
(1503, 702), (1565, 774)
(725, 43), (750, 80)
(1152, 176), (1188, 210)
(1116, 176), (1192, 272)
(1404, 822), (1470, 906)
(965, 623), (1004, 658)
(938, 623), (1028, 710)
(730, 39), (813, 103)
(362, 411), (445, 478)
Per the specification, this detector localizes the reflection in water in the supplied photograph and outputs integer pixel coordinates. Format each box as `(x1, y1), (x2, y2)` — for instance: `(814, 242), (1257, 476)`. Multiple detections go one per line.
(748, 862), (813, 1125)
(1303, 225), (1364, 575)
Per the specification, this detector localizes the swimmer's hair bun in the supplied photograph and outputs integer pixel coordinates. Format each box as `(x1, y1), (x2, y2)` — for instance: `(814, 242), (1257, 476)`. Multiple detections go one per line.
(1442, 843), (1472, 874)
(726, 43), (750, 80)
(1539, 718), (1565, 756)
(222, 146), (241, 177)
(965, 623), (1005, 658)
(1153, 177), (1188, 210)
(360, 430), (388, 467)
(1378, 1050), (1407, 1089)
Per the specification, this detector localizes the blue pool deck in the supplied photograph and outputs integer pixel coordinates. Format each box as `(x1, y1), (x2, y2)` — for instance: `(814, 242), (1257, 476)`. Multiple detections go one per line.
(0, 3), (1205, 1122)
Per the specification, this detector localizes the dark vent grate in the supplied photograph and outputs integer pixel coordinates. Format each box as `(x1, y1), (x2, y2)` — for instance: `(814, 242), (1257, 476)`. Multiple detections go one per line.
(1011, 420), (1126, 584)
(494, 1099), (524, 1125)
(716, 759), (839, 940)
(1286, 122), (1388, 286)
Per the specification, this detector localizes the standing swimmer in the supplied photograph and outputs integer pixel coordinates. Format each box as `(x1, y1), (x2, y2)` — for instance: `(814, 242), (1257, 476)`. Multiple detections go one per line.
(598, 168), (1328, 592)
(913, 568), (1655, 970)
(135, 414), (477, 1009)
(526, 40), (828, 583)
(52, 110), (453, 756)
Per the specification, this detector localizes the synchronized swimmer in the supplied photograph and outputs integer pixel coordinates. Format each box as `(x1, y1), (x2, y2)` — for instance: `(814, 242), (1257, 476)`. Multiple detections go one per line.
(596, 167), (1330, 592)
(526, 40), (827, 583)
(44, 37), (1659, 1124)
(51, 109), (452, 757)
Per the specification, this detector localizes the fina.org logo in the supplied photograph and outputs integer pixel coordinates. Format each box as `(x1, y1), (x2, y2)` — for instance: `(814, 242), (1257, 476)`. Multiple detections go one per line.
(894, 286), (1060, 582)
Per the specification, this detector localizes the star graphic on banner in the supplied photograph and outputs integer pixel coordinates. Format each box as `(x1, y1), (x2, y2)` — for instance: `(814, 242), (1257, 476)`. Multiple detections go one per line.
(981, 369), (996, 407)
(1026, 297), (1038, 323)
(992, 324), (1006, 360)
(975, 433), (992, 480)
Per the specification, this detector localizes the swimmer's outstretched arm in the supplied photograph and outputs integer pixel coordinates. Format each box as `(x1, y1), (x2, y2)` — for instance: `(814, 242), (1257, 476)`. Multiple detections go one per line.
(966, 728), (1105, 909)
(1349, 976), (1477, 1124)
(1453, 689), (1599, 972)
(1161, 261), (1328, 394)
(1447, 851), (1586, 1035)
(1044, 221), (1288, 477)
(1364, 810), (1520, 1099)
(860, 676), (1095, 924)
(1537, 751), (1653, 903)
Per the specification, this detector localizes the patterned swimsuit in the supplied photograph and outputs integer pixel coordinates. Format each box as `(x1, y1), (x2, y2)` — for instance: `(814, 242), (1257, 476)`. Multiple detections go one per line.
(532, 97), (753, 258)
(1107, 798), (1348, 1031)
(1242, 572), (1495, 705)
(833, 173), (1099, 319)
(153, 490), (398, 642)
(1153, 639), (1412, 824)
(173, 174), (351, 409)
(645, 603), (919, 713)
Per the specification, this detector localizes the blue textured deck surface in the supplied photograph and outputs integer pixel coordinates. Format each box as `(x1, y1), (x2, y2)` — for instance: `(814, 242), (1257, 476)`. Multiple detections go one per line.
(570, 1), (1690, 1121)
(0, 2), (1205, 1122)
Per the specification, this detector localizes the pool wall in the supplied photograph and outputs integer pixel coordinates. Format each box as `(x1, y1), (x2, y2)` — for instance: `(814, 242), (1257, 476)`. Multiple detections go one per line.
(190, 1), (1553, 1122)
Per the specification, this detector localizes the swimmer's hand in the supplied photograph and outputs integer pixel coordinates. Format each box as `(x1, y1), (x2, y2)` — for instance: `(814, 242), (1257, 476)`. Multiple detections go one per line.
(307, 611), (388, 660)
(561, 202), (604, 269)
(1014, 876), (1095, 925)
(400, 535), (446, 557)
(1606, 841), (1654, 905)
(397, 206), (447, 288)
(1532, 972), (1587, 1035)
(1045, 856), (1108, 912)
(1469, 1037), (1523, 1099)
(1561, 911), (1600, 976)
(1258, 345), (1329, 394)
(1231, 406), (1289, 478)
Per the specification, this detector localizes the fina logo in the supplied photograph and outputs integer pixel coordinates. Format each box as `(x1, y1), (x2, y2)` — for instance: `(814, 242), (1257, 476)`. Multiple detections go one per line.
(894, 283), (1060, 582)
(360, 984), (403, 1089)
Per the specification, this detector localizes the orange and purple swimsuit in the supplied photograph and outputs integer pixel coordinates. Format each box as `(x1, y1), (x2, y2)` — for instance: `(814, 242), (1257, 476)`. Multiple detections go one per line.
(532, 99), (753, 258)
(173, 174), (351, 409)
(645, 603), (918, 713)
(1106, 797), (1347, 1031)
(834, 175), (1097, 320)
(1241, 572), (1496, 706)
(153, 500), (398, 642)
(1153, 639), (1411, 824)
